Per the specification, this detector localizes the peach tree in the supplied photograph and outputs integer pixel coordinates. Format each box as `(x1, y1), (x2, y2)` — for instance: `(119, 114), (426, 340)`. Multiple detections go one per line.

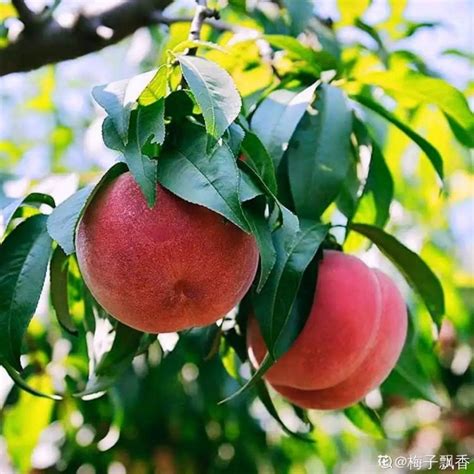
(0, 0), (472, 471)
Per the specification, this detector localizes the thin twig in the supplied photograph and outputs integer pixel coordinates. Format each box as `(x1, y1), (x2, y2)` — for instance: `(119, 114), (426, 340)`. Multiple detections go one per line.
(187, 0), (220, 55)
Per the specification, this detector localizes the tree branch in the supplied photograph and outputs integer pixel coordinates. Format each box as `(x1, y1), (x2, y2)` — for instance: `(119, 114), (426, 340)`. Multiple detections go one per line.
(11, 0), (37, 28)
(0, 0), (230, 77)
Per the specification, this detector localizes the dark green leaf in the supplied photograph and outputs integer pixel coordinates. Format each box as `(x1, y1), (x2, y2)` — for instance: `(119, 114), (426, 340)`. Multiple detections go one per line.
(336, 156), (360, 221)
(224, 123), (245, 157)
(240, 170), (264, 202)
(137, 99), (165, 148)
(102, 117), (125, 152)
(158, 122), (249, 232)
(164, 90), (195, 121)
(253, 221), (329, 358)
(178, 56), (241, 142)
(344, 404), (386, 439)
(350, 223), (445, 325)
(243, 198), (276, 291)
(255, 379), (313, 441)
(76, 322), (143, 397)
(0, 215), (52, 370)
(283, 0), (313, 34)
(288, 84), (352, 219)
(381, 321), (442, 406)
(251, 83), (317, 167)
(1, 192), (55, 236)
(1, 361), (61, 400)
(241, 131), (278, 195)
(122, 111), (158, 207)
(47, 162), (127, 255)
(353, 118), (394, 227)
(50, 246), (77, 335)
(353, 94), (444, 180)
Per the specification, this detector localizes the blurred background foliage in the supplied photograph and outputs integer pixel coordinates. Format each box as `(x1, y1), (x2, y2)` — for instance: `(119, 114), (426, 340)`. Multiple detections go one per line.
(0, 0), (473, 473)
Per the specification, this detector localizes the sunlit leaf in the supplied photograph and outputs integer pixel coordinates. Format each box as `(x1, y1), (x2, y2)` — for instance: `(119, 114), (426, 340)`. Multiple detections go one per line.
(344, 404), (385, 439)
(138, 65), (168, 106)
(356, 71), (474, 146)
(337, 0), (371, 26)
(4, 374), (55, 474)
(353, 94), (444, 180)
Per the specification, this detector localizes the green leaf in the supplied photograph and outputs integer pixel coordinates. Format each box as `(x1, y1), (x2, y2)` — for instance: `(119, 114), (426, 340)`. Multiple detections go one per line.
(353, 93), (444, 180)
(283, 0), (313, 34)
(1, 192), (55, 236)
(240, 170), (264, 202)
(92, 70), (157, 143)
(255, 379), (313, 441)
(122, 111), (158, 207)
(336, 155), (360, 221)
(288, 84), (352, 219)
(350, 223), (445, 325)
(50, 246), (77, 335)
(0, 215), (52, 370)
(251, 83), (318, 167)
(3, 374), (55, 474)
(356, 71), (474, 146)
(224, 123), (245, 158)
(253, 221), (329, 358)
(102, 116), (125, 152)
(264, 35), (336, 74)
(442, 48), (474, 61)
(243, 198), (276, 291)
(353, 118), (393, 227)
(76, 322), (143, 398)
(1, 360), (61, 400)
(381, 321), (443, 406)
(137, 99), (165, 147)
(178, 56), (241, 142)
(158, 122), (249, 232)
(308, 18), (341, 60)
(47, 162), (127, 255)
(241, 131), (278, 195)
(344, 404), (386, 439)
(264, 35), (317, 65)
(138, 64), (168, 106)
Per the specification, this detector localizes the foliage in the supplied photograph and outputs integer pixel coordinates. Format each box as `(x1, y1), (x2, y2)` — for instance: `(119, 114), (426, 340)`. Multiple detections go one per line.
(0, 0), (473, 472)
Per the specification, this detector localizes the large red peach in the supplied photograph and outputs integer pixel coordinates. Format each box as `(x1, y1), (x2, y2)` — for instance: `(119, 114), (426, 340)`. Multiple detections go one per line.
(248, 251), (382, 390)
(76, 172), (259, 333)
(247, 251), (407, 410)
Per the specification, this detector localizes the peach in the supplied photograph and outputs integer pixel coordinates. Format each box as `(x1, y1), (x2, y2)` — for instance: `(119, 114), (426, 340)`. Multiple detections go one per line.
(76, 172), (259, 333)
(247, 251), (407, 410)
